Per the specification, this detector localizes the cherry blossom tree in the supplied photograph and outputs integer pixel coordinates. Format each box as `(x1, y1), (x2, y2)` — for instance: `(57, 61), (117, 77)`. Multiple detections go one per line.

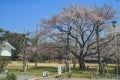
(41, 4), (116, 72)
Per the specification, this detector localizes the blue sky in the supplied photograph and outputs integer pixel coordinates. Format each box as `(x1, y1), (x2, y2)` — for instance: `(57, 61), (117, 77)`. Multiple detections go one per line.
(0, 0), (119, 33)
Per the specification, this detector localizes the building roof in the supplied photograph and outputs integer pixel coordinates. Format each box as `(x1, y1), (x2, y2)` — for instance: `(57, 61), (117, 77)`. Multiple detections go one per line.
(2, 41), (16, 50)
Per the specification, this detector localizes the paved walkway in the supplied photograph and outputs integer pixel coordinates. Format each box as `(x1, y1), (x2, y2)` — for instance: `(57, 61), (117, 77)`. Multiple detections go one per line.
(0, 74), (41, 80)
(0, 73), (120, 80)
(30, 78), (120, 80)
(0, 74), (7, 80)
(17, 74), (41, 80)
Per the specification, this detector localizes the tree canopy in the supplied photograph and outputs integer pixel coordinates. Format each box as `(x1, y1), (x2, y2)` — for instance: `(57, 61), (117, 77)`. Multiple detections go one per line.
(41, 4), (117, 71)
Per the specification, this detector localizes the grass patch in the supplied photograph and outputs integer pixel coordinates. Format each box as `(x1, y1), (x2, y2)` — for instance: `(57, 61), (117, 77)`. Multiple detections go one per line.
(5, 66), (57, 76)
(4, 62), (120, 78)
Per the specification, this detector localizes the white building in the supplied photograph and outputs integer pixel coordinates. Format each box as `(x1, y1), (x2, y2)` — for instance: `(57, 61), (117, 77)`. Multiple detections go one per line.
(0, 41), (15, 56)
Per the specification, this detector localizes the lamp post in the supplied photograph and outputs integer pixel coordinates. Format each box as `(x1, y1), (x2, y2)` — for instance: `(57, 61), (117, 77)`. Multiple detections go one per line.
(111, 21), (119, 77)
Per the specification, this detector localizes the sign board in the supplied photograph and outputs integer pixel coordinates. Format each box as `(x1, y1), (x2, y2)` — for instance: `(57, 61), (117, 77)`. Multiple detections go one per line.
(58, 63), (62, 75)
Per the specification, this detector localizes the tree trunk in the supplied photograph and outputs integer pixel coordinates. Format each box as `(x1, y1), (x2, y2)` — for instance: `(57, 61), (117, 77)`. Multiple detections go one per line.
(72, 59), (77, 69)
(98, 59), (103, 74)
(23, 59), (27, 72)
(35, 60), (38, 67)
(64, 59), (69, 72)
(78, 57), (86, 70)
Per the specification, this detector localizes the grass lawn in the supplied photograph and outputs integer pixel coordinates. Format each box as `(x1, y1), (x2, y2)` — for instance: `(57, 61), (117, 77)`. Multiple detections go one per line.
(5, 62), (58, 76)
(4, 61), (118, 78)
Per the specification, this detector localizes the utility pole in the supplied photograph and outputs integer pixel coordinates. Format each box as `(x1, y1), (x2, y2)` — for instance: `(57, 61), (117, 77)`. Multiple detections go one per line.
(35, 24), (39, 67)
(22, 28), (30, 72)
(65, 25), (71, 72)
(112, 21), (119, 77)
(22, 30), (27, 72)
(95, 21), (103, 75)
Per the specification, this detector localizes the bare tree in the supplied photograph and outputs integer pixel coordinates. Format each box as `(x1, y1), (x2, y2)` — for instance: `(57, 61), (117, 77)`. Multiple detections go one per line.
(22, 31), (32, 72)
(30, 25), (54, 66)
(41, 4), (116, 71)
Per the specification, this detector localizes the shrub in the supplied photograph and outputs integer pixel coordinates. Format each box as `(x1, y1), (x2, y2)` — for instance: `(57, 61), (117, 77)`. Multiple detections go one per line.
(2, 73), (17, 80)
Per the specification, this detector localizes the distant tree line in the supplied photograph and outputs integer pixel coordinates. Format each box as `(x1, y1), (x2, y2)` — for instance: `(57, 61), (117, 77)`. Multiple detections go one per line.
(0, 28), (24, 60)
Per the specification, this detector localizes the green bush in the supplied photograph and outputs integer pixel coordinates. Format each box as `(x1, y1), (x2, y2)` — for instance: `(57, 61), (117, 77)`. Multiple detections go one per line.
(0, 56), (11, 72)
(2, 73), (17, 80)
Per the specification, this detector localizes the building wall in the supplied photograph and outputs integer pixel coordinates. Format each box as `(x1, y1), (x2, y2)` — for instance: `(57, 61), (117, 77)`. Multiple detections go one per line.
(0, 45), (11, 56)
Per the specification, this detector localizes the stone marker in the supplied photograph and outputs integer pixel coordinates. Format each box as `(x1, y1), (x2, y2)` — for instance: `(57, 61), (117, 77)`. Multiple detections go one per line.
(58, 63), (62, 75)
(4, 69), (8, 74)
(42, 71), (49, 77)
